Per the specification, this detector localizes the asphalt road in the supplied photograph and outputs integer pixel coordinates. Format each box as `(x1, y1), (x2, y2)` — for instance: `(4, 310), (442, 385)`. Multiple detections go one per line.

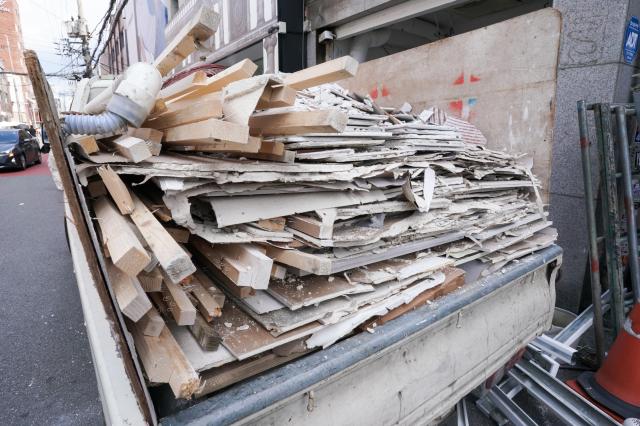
(0, 155), (103, 425)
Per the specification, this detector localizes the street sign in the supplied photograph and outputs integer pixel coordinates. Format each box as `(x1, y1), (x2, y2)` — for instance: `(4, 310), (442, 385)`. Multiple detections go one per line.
(624, 16), (640, 64)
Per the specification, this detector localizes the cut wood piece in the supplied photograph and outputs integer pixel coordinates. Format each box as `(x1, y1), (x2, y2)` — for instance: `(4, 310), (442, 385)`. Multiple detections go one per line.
(167, 136), (260, 153)
(163, 118), (249, 146)
(192, 270), (226, 310)
(287, 215), (333, 239)
(110, 135), (153, 163)
(249, 109), (348, 136)
(154, 5), (219, 76)
(107, 263), (152, 321)
(130, 193), (196, 283)
(208, 190), (387, 228)
(211, 301), (322, 360)
(162, 279), (197, 325)
(222, 75), (271, 125)
(130, 323), (200, 399)
(165, 226), (191, 243)
(127, 128), (163, 156)
(255, 217), (286, 232)
(271, 264), (287, 280)
(191, 248), (255, 299)
(188, 276), (223, 321)
(188, 313), (222, 350)
(283, 56), (358, 89)
(69, 135), (99, 154)
(196, 350), (308, 397)
(267, 275), (374, 310)
(86, 180), (107, 197)
(263, 245), (333, 276)
(138, 267), (163, 292)
(255, 85), (297, 109)
(163, 90), (222, 114)
(150, 99), (167, 116)
(145, 93), (223, 130)
(96, 165), (134, 215)
(138, 305), (165, 337)
(158, 71), (208, 102)
(94, 196), (150, 276)
(361, 267), (465, 330)
(243, 150), (295, 163)
(174, 59), (258, 101)
(137, 193), (172, 222)
(257, 140), (285, 156)
(190, 238), (272, 289)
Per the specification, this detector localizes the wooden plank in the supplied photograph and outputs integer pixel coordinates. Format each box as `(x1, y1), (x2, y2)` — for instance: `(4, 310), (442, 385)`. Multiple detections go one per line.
(257, 140), (285, 156)
(138, 305), (165, 337)
(130, 193), (196, 283)
(96, 165), (134, 215)
(127, 128), (163, 156)
(283, 56), (358, 90)
(107, 263), (152, 322)
(158, 70), (208, 102)
(154, 6), (219, 76)
(287, 215), (333, 239)
(191, 246), (255, 299)
(110, 136), (153, 163)
(167, 135), (261, 153)
(263, 245), (333, 275)
(163, 118), (249, 146)
(189, 277), (223, 321)
(69, 135), (99, 154)
(193, 270), (226, 307)
(172, 59), (258, 102)
(94, 196), (150, 276)
(130, 323), (200, 398)
(188, 312), (223, 350)
(243, 150), (295, 163)
(249, 109), (348, 136)
(162, 279), (197, 325)
(255, 85), (297, 109)
(255, 217), (286, 232)
(145, 93), (223, 130)
(138, 267), (163, 292)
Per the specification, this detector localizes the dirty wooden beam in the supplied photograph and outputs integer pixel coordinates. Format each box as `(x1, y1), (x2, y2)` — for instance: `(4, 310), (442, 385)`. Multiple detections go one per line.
(283, 56), (358, 89)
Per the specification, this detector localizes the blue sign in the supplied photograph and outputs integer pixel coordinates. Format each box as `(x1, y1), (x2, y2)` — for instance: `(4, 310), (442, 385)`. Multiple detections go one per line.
(624, 16), (640, 64)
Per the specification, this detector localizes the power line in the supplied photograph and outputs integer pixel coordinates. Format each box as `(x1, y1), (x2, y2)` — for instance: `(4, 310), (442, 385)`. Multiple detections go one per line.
(86, 0), (116, 75)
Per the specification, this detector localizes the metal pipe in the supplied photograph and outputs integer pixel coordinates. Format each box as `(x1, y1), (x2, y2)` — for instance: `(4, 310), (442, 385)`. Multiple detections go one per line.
(577, 100), (606, 366)
(614, 105), (640, 303)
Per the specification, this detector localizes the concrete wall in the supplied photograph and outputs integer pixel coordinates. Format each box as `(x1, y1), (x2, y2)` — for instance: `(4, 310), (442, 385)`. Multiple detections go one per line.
(550, 0), (640, 311)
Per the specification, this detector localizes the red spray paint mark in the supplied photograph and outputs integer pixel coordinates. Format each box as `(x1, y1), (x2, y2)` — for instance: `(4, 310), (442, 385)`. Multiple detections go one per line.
(449, 100), (463, 115)
(370, 87), (378, 99)
(470, 74), (481, 82)
(381, 85), (390, 97)
(453, 73), (465, 85)
(591, 258), (600, 273)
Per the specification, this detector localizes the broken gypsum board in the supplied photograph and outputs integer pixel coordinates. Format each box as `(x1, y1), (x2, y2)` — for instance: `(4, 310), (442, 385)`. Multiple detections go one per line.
(304, 148), (419, 163)
(265, 230), (465, 275)
(205, 189), (388, 228)
(266, 275), (375, 310)
(273, 139), (387, 150)
(469, 212), (547, 241)
(477, 220), (553, 253)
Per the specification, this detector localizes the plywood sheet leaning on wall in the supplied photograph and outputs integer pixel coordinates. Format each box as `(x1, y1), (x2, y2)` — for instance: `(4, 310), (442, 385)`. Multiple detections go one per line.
(340, 8), (561, 200)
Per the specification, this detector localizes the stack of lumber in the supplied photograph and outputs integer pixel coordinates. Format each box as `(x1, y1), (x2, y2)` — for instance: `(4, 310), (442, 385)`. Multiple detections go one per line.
(70, 53), (556, 400)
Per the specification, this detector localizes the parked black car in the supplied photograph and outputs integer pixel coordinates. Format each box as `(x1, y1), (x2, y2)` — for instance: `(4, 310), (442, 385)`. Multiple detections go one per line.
(0, 129), (42, 170)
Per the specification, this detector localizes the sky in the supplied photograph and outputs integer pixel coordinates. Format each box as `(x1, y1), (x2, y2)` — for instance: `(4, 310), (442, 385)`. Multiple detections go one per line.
(17, 0), (109, 108)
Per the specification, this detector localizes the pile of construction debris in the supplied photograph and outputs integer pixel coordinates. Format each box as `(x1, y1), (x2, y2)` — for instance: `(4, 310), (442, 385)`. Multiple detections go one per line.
(65, 53), (556, 400)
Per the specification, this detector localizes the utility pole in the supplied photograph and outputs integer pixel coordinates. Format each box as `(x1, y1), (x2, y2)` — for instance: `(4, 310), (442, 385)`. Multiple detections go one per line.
(62, 0), (92, 78)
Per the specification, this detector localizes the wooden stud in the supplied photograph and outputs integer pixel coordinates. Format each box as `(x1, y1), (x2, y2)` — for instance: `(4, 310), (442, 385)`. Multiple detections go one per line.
(154, 6), (219, 76)
(138, 305), (165, 337)
(107, 263), (152, 322)
(193, 270), (226, 307)
(96, 165), (134, 215)
(110, 135), (153, 163)
(138, 267), (163, 292)
(130, 323), (199, 399)
(162, 279), (197, 326)
(130, 193), (196, 284)
(69, 135), (99, 154)
(249, 109), (348, 136)
(172, 59), (258, 102)
(165, 226), (191, 243)
(255, 85), (297, 109)
(127, 127), (163, 156)
(188, 277), (223, 321)
(283, 56), (358, 90)
(94, 196), (150, 277)
(144, 94), (223, 130)
(158, 70), (208, 102)
(163, 118), (249, 146)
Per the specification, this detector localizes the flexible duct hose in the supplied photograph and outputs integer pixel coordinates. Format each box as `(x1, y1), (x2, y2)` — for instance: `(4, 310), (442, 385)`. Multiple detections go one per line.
(63, 110), (127, 135)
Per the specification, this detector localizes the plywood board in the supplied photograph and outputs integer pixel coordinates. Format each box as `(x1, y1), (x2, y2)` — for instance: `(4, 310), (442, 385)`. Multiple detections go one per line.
(341, 8), (560, 199)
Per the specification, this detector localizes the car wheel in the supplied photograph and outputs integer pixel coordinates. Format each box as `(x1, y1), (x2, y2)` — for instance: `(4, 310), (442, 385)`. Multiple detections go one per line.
(35, 149), (42, 164)
(17, 153), (27, 170)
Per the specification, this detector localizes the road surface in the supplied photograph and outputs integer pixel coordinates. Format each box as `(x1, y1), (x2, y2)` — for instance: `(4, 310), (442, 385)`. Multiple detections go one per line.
(0, 155), (103, 425)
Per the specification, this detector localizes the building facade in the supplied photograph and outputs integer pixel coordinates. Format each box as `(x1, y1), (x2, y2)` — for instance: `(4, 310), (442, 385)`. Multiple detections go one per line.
(0, 0), (38, 124)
